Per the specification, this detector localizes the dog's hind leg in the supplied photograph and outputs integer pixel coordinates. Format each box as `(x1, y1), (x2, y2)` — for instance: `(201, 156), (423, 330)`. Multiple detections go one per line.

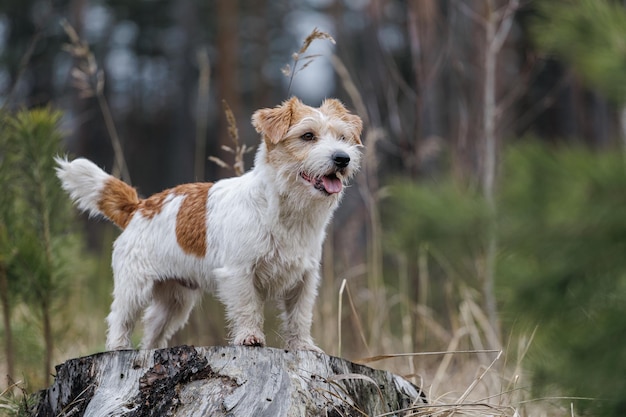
(106, 276), (152, 350)
(140, 280), (200, 349)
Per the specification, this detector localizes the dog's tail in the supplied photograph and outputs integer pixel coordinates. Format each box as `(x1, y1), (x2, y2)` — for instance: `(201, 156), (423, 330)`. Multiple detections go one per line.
(55, 156), (139, 229)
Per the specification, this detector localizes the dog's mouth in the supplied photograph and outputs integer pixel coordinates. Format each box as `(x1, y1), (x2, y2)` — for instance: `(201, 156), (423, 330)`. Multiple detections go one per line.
(300, 172), (343, 195)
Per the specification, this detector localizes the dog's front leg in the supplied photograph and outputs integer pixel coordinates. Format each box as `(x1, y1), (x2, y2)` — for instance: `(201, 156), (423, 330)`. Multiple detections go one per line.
(215, 267), (266, 347)
(281, 269), (323, 353)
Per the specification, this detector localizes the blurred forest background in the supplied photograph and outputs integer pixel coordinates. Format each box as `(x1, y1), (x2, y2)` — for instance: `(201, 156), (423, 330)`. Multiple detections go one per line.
(2, 0), (626, 416)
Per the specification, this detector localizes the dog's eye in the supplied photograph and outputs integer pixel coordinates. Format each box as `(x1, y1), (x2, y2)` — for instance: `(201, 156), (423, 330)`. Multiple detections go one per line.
(339, 135), (346, 142)
(300, 132), (315, 141)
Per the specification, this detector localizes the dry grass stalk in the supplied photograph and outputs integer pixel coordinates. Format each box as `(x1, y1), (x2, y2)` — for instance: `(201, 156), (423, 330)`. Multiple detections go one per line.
(0, 379), (30, 414)
(354, 349), (501, 366)
(337, 279), (371, 358)
(309, 370), (397, 417)
(61, 19), (131, 184)
(282, 27), (336, 95)
(1, 27), (43, 112)
(330, 55), (369, 126)
(61, 21), (101, 99)
(208, 100), (254, 177)
(337, 279), (347, 356)
(314, 385), (370, 417)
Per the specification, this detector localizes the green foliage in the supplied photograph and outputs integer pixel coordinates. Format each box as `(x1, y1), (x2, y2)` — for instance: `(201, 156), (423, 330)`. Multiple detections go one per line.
(385, 179), (489, 313)
(0, 112), (24, 283)
(5, 109), (71, 305)
(0, 386), (31, 417)
(0, 108), (96, 389)
(386, 143), (626, 416)
(387, 181), (488, 255)
(532, 0), (626, 104)
(498, 143), (626, 416)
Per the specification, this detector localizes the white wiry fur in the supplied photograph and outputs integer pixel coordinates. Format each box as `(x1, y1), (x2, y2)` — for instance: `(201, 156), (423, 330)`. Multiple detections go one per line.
(54, 157), (110, 217)
(56, 97), (363, 352)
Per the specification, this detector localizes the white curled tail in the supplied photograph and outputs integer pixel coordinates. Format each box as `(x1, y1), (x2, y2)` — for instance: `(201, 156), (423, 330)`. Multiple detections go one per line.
(55, 156), (139, 229)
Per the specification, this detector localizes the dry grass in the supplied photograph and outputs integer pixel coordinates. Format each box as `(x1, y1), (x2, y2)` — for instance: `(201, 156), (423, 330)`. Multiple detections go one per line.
(282, 27), (336, 95)
(327, 306), (553, 416)
(61, 20), (131, 184)
(0, 379), (35, 416)
(321, 282), (577, 417)
(207, 100), (254, 177)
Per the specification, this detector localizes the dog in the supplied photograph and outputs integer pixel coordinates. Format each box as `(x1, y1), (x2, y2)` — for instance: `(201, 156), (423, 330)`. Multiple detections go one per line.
(56, 97), (363, 352)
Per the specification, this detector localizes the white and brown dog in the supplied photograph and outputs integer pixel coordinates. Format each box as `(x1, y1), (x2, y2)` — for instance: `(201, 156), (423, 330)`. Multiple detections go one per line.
(56, 97), (363, 352)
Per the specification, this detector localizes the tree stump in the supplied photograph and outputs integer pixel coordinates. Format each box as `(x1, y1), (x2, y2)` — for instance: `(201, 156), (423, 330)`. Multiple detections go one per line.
(33, 345), (427, 416)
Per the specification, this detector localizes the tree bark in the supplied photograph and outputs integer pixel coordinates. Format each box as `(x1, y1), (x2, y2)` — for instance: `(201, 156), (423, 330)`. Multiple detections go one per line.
(215, 0), (241, 179)
(32, 345), (426, 417)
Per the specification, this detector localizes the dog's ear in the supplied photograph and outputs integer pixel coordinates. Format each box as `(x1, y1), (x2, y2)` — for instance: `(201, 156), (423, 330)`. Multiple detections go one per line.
(252, 97), (301, 145)
(321, 99), (363, 145)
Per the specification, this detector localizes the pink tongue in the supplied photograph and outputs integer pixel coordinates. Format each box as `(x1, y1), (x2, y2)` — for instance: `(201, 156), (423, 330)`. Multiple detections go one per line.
(322, 176), (342, 194)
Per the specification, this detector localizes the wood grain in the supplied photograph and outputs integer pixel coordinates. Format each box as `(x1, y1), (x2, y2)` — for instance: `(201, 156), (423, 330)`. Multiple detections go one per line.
(33, 345), (427, 416)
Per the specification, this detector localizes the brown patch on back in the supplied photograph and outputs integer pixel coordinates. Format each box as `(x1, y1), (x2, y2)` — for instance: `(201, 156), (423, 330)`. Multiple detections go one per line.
(174, 183), (213, 258)
(99, 178), (212, 257)
(98, 177), (140, 229)
(138, 189), (172, 219)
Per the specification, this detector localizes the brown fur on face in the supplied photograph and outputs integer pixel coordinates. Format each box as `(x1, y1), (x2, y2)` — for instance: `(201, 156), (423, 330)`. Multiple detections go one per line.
(251, 97), (363, 147)
(252, 97), (303, 145)
(319, 99), (363, 145)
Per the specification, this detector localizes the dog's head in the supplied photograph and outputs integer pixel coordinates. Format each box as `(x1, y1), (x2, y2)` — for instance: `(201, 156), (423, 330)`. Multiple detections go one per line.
(252, 97), (363, 198)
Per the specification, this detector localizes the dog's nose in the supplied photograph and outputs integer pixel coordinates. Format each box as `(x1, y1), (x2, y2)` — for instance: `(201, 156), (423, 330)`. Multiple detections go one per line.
(332, 151), (350, 168)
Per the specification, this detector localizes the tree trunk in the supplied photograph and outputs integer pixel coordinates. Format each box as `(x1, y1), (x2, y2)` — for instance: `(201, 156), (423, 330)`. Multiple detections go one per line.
(32, 345), (426, 417)
(481, 0), (519, 345)
(215, 0), (241, 179)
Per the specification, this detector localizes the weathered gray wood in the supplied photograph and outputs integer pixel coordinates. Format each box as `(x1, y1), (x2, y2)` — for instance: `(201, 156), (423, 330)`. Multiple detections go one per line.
(33, 345), (426, 416)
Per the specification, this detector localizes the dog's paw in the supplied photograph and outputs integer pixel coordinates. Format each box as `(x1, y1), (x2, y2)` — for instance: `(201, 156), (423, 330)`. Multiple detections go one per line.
(285, 339), (324, 353)
(106, 339), (133, 351)
(243, 335), (265, 347)
(234, 334), (266, 347)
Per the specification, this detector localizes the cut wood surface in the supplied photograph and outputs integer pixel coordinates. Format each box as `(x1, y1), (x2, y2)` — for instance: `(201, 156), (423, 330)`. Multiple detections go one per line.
(33, 345), (427, 416)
